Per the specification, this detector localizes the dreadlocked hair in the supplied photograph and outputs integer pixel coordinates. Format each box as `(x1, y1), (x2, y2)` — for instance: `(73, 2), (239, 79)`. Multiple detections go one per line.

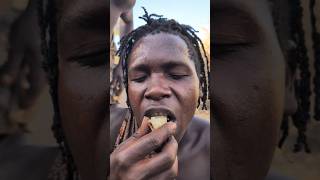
(310, 0), (320, 122)
(117, 7), (210, 111)
(38, 0), (79, 179)
(270, 0), (311, 153)
(288, 0), (311, 153)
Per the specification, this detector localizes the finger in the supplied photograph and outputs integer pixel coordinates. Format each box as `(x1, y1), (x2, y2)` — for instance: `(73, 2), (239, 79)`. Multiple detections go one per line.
(134, 136), (178, 179)
(0, 46), (24, 86)
(110, 117), (152, 170)
(125, 122), (176, 162)
(149, 156), (178, 180)
(132, 116), (151, 139)
(114, 116), (151, 150)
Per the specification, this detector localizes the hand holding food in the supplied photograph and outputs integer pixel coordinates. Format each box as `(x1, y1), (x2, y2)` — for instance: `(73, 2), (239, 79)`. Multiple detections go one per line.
(109, 117), (178, 180)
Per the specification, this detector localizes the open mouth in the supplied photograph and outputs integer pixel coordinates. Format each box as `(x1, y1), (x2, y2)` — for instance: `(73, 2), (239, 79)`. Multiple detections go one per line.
(144, 108), (176, 123)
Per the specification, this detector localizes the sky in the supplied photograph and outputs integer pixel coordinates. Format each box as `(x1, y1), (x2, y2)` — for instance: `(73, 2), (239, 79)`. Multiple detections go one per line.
(114, 0), (210, 48)
(133, 0), (210, 31)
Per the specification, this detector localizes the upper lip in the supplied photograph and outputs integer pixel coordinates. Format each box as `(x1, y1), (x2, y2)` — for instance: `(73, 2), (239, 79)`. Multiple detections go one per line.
(144, 107), (176, 122)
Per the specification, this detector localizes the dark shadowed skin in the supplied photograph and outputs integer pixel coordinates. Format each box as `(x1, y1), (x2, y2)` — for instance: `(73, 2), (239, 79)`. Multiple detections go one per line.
(110, 33), (210, 179)
(212, 0), (297, 180)
(57, 0), (108, 180)
(57, 0), (136, 179)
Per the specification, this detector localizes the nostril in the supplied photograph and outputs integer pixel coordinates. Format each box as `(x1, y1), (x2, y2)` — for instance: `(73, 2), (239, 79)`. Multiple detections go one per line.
(145, 87), (171, 100)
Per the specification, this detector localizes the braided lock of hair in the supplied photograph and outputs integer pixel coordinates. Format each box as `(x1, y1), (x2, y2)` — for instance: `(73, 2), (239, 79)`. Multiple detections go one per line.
(310, 0), (320, 121)
(271, 0), (311, 153)
(38, 0), (79, 179)
(117, 7), (210, 112)
(290, 0), (311, 153)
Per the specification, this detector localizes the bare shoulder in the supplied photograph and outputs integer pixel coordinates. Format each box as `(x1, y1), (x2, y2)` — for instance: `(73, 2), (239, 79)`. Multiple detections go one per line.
(178, 117), (210, 180)
(180, 116), (210, 151)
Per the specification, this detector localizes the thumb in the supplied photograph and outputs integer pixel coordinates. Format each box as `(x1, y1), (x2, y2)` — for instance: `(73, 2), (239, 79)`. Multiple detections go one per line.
(132, 116), (151, 139)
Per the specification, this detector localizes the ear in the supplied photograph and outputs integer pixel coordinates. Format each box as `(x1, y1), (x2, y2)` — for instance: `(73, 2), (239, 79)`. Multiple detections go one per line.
(284, 65), (297, 115)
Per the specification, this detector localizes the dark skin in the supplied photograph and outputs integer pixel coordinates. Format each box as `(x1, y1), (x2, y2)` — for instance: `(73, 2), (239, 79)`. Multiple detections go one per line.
(110, 33), (210, 179)
(57, 0), (108, 179)
(212, 0), (297, 179)
(57, 0), (135, 179)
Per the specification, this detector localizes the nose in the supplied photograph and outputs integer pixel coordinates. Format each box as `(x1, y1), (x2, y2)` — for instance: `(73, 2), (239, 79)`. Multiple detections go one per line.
(145, 74), (171, 101)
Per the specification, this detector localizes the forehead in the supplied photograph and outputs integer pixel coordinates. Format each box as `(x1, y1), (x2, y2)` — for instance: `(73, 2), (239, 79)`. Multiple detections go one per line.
(56, 0), (107, 58)
(129, 33), (190, 66)
(213, 0), (270, 14)
(57, 0), (107, 32)
(213, 0), (272, 29)
(213, 0), (277, 43)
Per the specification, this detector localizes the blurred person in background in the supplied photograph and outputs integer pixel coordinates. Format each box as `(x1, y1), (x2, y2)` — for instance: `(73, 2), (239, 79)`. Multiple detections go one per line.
(0, 0), (57, 179)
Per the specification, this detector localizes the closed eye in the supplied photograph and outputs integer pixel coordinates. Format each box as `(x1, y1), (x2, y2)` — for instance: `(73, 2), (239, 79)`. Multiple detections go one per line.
(168, 74), (189, 80)
(131, 75), (148, 83)
(213, 43), (253, 58)
(69, 49), (107, 68)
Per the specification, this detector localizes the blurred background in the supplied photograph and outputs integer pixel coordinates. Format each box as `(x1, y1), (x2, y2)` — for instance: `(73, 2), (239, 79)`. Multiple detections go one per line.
(0, 0), (55, 146)
(269, 1), (320, 180)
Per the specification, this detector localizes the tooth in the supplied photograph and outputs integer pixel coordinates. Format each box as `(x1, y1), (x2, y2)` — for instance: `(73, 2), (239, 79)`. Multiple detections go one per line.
(148, 115), (168, 130)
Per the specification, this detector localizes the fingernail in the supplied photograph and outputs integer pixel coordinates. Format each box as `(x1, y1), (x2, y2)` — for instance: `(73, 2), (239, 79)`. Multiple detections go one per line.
(166, 122), (177, 131)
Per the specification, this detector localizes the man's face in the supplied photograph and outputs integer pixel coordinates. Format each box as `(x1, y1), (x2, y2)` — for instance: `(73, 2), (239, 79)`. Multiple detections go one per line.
(213, 0), (287, 179)
(56, 0), (107, 180)
(127, 33), (200, 142)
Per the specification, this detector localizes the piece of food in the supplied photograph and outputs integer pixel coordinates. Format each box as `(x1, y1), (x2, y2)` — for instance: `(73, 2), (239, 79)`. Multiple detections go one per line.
(148, 115), (168, 130)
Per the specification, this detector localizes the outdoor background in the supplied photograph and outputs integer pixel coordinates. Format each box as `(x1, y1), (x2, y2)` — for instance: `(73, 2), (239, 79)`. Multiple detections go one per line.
(112, 0), (210, 120)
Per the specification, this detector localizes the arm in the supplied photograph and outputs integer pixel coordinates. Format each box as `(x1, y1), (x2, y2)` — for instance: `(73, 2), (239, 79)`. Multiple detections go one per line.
(111, 0), (136, 11)
(120, 10), (134, 38)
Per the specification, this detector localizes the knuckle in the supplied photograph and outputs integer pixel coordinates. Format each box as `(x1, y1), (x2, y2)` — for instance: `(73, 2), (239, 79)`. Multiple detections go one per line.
(162, 153), (175, 167)
(150, 137), (162, 148)
(132, 131), (141, 139)
(113, 152), (129, 168)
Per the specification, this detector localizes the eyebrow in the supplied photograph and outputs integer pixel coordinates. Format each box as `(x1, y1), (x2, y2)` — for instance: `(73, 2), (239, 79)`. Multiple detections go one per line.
(129, 61), (192, 73)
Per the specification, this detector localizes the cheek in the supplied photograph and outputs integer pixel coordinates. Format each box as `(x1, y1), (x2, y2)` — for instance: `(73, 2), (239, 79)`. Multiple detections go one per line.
(212, 51), (285, 176)
(127, 83), (143, 116)
(175, 78), (200, 131)
(213, 47), (285, 125)
(57, 63), (107, 178)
